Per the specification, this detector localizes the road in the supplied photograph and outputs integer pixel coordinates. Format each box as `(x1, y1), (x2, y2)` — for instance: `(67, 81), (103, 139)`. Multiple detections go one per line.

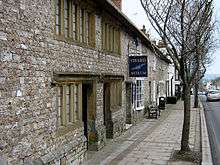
(201, 95), (220, 165)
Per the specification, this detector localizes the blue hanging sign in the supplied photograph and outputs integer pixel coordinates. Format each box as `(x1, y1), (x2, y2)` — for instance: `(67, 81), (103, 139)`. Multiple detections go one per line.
(129, 56), (148, 77)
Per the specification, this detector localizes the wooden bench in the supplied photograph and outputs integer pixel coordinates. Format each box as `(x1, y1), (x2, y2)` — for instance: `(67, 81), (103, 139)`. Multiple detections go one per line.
(148, 104), (160, 119)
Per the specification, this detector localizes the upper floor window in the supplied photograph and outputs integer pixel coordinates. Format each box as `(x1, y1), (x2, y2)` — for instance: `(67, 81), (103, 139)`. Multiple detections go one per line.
(55, 0), (95, 46)
(102, 21), (121, 55)
(55, 0), (61, 35)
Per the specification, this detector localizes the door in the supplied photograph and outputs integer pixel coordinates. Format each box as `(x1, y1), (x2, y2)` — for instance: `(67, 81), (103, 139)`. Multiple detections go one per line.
(125, 82), (132, 124)
(82, 84), (89, 145)
(103, 83), (113, 139)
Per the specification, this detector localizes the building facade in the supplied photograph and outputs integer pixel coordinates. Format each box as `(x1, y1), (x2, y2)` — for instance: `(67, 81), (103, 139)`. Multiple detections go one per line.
(0, 0), (170, 164)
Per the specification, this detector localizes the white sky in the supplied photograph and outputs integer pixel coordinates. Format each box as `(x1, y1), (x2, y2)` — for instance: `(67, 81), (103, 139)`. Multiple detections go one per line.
(122, 0), (220, 75)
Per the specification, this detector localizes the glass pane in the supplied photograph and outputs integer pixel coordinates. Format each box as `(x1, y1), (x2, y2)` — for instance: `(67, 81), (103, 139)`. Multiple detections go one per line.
(65, 29), (68, 37)
(66, 85), (70, 122)
(64, 0), (69, 38)
(73, 4), (76, 40)
(55, 0), (61, 35)
(64, 0), (68, 9)
(86, 12), (89, 44)
(74, 84), (78, 120)
(64, 19), (68, 28)
(80, 9), (84, 42)
(56, 25), (60, 35)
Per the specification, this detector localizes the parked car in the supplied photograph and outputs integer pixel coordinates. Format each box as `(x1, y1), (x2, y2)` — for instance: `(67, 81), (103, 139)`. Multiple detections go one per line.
(206, 90), (220, 101)
(198, 91), (206, 95)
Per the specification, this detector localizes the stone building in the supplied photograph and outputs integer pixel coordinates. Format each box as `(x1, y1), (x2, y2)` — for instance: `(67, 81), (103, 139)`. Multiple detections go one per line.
(0, 0), (170, 164)
(157, 41), (181, 98)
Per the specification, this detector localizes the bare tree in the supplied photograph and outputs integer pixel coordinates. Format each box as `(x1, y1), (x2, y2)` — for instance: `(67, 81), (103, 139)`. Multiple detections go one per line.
(140, 0), (215, 153)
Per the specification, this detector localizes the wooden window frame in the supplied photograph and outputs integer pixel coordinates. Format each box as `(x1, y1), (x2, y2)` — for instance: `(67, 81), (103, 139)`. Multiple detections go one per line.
(57, 82), (83, 128)
(136, 80), (144, 110)
(101, 19), (121, 55)
(110, 81), (122, 108)
(54, 0), (96, 47)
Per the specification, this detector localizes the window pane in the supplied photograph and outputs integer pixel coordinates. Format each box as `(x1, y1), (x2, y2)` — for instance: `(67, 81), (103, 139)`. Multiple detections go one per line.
(105, 24), (108, 50)
(86, 12), (90, 44)
(109, 26), (111, 51)
(55, 0), (61, 35)
(64, 0), (69, 38)
(80, 9), (84, 42)
(136, 80), (144, 108)
(112, 28), (115, 52)
(72, 4), (77, 40)
(74, 84), (79, 120)
(57, 86), (61, 125)
(102, 23), (105, 49)
(61, 85), (67, 126)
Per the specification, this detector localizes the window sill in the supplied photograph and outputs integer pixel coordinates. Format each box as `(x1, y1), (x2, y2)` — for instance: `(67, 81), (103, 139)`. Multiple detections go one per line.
(54, 35), (96, 51)
(56, 122), (84, 137)
(111, 105), (122, 112)
(102, 50), (121, 57)
(135, 106), (145, 111)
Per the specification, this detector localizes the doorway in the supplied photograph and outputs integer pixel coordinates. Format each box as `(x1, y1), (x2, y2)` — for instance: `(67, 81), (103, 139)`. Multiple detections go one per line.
(103, 83), (113, 139)
(125, 82), (132, 124)
(82, 82), (95, 149)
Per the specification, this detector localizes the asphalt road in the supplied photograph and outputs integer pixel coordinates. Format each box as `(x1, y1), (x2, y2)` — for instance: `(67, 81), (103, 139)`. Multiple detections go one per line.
(201, 95), (220, 165)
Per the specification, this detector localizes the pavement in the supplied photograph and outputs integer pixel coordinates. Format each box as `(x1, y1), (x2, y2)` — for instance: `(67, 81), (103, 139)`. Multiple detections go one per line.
(82, 98), (212, 165)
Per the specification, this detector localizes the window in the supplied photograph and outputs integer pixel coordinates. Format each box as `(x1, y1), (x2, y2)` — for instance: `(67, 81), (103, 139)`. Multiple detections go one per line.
(79, 8), (84, 42)
(153, 56), (157, 71)
(55, 0), (61, 35)
(102, 21), (121, 54)
(72, 3), (77, 40)
(175, 68), (180, 80)
(110, 81), (122, 107)
(64, 0), (70, 38)
(55, 0), (95, 46)
(57, 82), (82, 127)
(136, 80), (144, 109)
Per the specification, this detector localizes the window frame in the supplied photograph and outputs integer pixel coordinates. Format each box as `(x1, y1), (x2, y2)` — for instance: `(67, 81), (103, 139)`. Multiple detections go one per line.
(57, 81), (83, 130)
(110, 81), (122, 110)
(54, 0), (96, 47)
(135, 80), (145, 110)
(101, 17), (121, 55)
(175, 68), (180, 80)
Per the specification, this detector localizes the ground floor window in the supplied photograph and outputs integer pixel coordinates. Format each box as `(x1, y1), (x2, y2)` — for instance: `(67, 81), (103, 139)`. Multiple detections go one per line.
(57, 82), (82, 127)
(136, 80), (144, 110)
(110, 81), (122, 108)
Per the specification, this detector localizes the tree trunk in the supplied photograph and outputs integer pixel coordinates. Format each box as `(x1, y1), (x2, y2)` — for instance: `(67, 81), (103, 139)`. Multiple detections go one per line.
(180, 85), (191, 152)
(194, 83), (199, 108)
(181, 83), (185, 101)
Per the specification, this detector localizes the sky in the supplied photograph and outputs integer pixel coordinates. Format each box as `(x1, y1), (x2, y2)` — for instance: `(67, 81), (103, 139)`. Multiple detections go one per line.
(122, 0), (220, 75)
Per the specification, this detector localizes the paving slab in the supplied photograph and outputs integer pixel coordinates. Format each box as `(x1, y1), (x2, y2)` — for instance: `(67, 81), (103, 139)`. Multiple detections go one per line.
(82, 99), (201, 165)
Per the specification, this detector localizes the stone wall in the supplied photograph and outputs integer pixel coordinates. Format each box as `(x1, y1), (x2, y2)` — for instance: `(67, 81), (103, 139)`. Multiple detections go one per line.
(0, 0), (128, 164)
(0, 0), (170, 164)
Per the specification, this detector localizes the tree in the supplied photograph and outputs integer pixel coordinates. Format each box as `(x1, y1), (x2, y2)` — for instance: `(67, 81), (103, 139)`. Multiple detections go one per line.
(140, 0), (215, 153)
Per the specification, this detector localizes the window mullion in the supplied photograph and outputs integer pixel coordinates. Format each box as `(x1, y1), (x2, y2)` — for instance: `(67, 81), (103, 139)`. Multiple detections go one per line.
(78, 83), (82, 122)
(70, 84), (74, 123)
(60, 0), (65, 36)
(61, 85), (67, 126)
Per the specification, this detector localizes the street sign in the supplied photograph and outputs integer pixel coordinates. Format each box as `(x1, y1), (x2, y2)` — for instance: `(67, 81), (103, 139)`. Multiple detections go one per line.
(129, 56), (148, 77)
